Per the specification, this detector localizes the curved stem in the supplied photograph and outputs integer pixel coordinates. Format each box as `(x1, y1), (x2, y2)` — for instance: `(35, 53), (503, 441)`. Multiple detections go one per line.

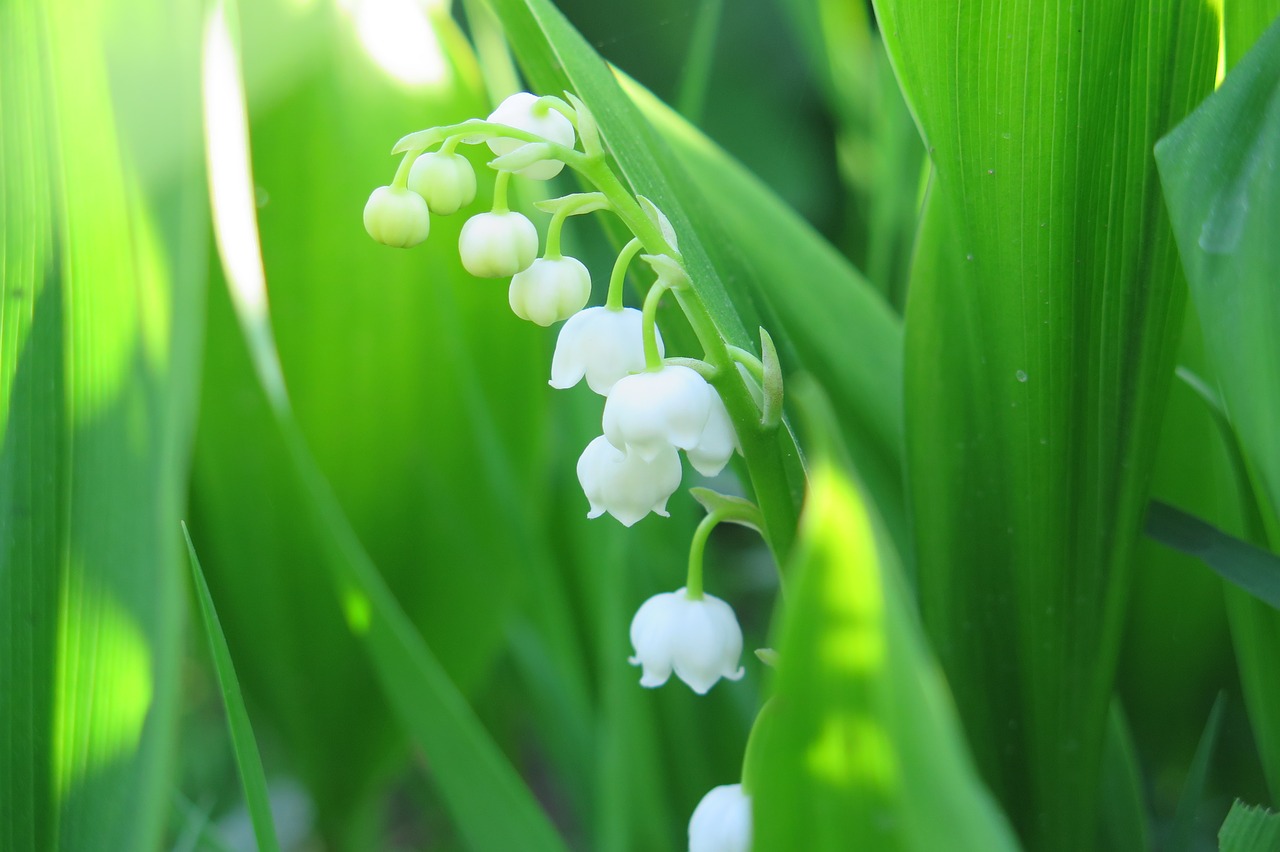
(663, 357), (716, 379)
(641, 280), (670, 370)
(441, 135), (462, 155)
(544, 205), (570, 259)
(685, 511), (724, 600)
(491, 169), (511, 213)
(606, 238), (644, 311)
(391, 149), (420, 189)
(727, 345), (765, 383)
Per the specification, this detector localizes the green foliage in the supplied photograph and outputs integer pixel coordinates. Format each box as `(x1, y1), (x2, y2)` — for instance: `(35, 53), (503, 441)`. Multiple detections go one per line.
(1220, 801), (1280, 852)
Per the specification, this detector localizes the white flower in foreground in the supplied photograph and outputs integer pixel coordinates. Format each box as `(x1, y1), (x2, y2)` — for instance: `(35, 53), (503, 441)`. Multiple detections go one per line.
(688, 784), (752, 852)
(629, 588), (744, 694)
(577, 436), (681, 526)
(458, 211), (538, 278)
(363, 186), (429, 248)
(604, 365), (711, 462)
(550, 307), (660, 395)
(685, 386), (739, 477)
(509, 256), (592, 326)
(486, 92), (576, 180)
(407, 151), (477, 215)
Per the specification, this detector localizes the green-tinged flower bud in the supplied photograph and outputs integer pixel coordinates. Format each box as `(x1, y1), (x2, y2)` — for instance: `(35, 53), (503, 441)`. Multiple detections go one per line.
(509, 256), (591, 326)
(363, 186), (430, 248)
(458, 211), (538, 277)
(407, 152), (477, 215)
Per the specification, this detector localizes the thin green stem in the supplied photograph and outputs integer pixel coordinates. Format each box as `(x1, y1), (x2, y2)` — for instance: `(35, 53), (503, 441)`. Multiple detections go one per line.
(395, 121), (586, 169)
(545, 206), (570, 259)
(391, 149), (420, 189)
(663, 357), (716, 379)
(606, 238), (644, 310)
(441, 135), (462, 156)
(491, 169), (511, 213)
(685, 511), (723, 600)
(727, 345), (764, 382)
(641, 280), (670, 370)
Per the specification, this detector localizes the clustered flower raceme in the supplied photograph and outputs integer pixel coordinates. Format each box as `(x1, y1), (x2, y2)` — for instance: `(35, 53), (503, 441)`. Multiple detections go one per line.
(365, 91), (779, 849)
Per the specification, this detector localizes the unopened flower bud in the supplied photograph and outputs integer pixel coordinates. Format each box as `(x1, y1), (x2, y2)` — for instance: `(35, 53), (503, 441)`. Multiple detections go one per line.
(486, 92), (576, 180)
(459, 211), (538, 277)
(688, 784), (752, 852)
(577, 435), (681, 527)
(363, 186), (430, 248)
(629, 588), (745, 694)
(550, 307), (659, 396)
(509, 256), (592, 326)
(407, 151), (477, 215)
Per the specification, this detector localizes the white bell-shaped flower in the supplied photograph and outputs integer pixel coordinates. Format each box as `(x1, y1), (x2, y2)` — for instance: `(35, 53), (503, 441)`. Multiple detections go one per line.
(685, 386), (740, 477)
(509, 256), (592, 327)
(629, 588), (745, 694)
(688, 784), (752, 852)
(604, 365), (711, 462)
(459, 211), (538, 278)
(550, 307), (660, 396)
(486, 92), (576, 180)
(407, 151), (477, 215)
(363, 186), (430, 248)
(577, 435), (681, 527)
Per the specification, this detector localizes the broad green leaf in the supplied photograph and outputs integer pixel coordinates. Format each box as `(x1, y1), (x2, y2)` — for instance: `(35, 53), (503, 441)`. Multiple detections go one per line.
(751, 382), (1018, 851)
(1146, 502), (1280, 611)
(873, 0), (1218, 845)
(199, 3), (567, 849)
(1156, 16), (1280, 797)
(0, 1), (204, 849)
(1225, 0), (1280, 70)
(182, 525), (280, 852)
(1220, 801), (1280, 852)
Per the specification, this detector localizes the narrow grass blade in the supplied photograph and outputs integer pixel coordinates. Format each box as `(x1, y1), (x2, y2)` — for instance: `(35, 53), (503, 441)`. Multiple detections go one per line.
(750, 380), (1019, 851)
(1220, 801), (1280, 852)
(182, 524), (280, 852)
(1146, 502), (1280, 610)
(1097, 704), (1150, 852)
(872, 0), (1218, 844)
(1171, 693), (1228, 852)
(200, 3), (566, 848)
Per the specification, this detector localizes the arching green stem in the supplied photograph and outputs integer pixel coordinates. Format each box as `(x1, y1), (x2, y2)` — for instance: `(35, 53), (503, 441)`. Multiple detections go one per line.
(491, 169), (511, 213)
(641, 279), (670, 370)
(727, 345), (765, 383)
(606, 238), (644, 311)
(391, 149), (421, 189)
(440, 135), (463, 156)
(544, 205), (570, 259)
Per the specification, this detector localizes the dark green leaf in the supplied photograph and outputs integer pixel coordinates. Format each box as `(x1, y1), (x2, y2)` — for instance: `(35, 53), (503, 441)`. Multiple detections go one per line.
(1145, 502), (1280, 611)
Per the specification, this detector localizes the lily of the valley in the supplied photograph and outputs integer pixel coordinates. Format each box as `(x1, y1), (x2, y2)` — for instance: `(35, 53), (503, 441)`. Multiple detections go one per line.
(509, 256), (592, 326)
(604, 365), (711, 461)
(363, 185), (430, 248)
(550, 306), (659, 395)
(685, 387), (739, 477)
(458, 211), (538, 278)
(485, 92), (576, 180)
(408, 151), (476, 215)
(688, 784), (752, 852)
(628, 587), (744, 694)
(577, 436), (681, 527)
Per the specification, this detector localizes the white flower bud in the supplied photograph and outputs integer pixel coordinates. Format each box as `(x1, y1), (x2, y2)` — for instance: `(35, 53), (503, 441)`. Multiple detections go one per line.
(363, 186), (430, 248)
(509, 256), (592, 326)
(628, 588), (745, 694)
(407, 151), (477, 215)
(486, 92), (576, 180)
(458, 211), (538, 278)
(577, 435), (681, 527)
(685, 386), (740, 477)
(550, 307), (660, 396)
(604, 365), (711, 462)
(688, 784), (752, 852)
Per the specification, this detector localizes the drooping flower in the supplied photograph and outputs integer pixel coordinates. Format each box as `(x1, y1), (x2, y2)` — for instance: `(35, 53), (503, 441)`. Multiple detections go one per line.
(509, 256), (592, 327)
(688, 784), (752, 852)
(363, 186), (430, 248)
(577, 436), (681, 527)
(485, 92), (576, 180)
(458, 211), (538, 278)
(550, 307), (659, 396)
(407, 151), (477, 215)
(685, 386), (739, 477)
(628, 588), (744, 694)
(604, 365), (711, 462)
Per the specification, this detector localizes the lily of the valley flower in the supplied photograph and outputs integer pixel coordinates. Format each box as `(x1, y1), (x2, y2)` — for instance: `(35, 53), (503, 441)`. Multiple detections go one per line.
(509, 256), (592, 326)
(577, 435), (681, 527)
(685, 386), (739, 477)
(550, 306), (659, 395)
(408, 151), (476, 215)
(688, 784), (752, 852)
(458, 211), (538, 278)
(486, 92), (576, 180)
(628, 588), (744, 694)
(604, 365), (711, 462)
(363, 186), (430, 248)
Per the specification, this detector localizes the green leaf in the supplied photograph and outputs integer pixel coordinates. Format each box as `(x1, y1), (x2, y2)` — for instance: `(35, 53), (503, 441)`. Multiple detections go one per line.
(1171, 692), (1228, 852)
(1156, 17), (1280, 797)
(0, 1), (204, 849)
(182, 524), (280, 852)
(198, 3), (567, 849)
(872, 0), (1218, 845)
(1219, 801), (1280, 852)
(751, 381), (1019, 852)
(1146, 501), (1280, 610)
(1096, 704), (1149, 852)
